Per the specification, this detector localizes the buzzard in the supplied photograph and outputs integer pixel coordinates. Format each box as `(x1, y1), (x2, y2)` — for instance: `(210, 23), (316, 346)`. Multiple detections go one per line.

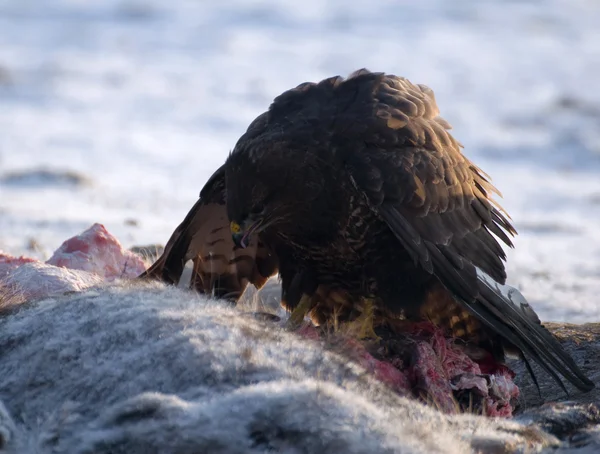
(142, 69), (594, 394)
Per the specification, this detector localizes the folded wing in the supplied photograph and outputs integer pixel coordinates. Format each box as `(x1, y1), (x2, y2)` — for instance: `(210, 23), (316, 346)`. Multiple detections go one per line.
(345, 71), (594, 392)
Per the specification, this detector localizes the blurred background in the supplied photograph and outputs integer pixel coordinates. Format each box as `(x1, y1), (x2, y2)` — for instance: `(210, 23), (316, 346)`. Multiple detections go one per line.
(0, 0), (599, 321)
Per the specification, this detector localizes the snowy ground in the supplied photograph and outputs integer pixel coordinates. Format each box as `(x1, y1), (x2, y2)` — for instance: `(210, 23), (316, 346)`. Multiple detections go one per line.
(1, 0), (599, 322)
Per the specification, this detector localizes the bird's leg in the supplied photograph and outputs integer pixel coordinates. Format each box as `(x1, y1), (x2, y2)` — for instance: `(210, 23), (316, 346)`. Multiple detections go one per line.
(285, 293), (315, 330)
(344, 297), (381, 341)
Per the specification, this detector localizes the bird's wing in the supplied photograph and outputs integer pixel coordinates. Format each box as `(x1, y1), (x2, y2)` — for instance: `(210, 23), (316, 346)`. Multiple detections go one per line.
(140, 165), (278, 301)
(342, 70), (594, 392)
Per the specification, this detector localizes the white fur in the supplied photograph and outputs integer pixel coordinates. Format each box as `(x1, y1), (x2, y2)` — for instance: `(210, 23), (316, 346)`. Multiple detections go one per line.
(0, 283), (573, 453)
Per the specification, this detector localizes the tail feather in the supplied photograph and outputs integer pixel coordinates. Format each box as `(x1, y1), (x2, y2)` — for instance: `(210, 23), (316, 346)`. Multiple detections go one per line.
(466, 268), (595, 393)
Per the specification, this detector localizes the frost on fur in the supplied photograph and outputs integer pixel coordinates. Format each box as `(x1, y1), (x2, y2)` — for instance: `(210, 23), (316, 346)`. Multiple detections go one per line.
(2, 285), (593, 454)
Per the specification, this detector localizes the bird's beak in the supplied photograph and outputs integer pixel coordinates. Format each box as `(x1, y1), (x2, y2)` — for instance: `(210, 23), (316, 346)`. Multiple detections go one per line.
(231, 219), (262, 249)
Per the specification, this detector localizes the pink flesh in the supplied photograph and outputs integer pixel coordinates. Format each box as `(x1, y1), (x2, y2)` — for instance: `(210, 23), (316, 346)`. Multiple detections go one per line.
(295, 321), (519, 417)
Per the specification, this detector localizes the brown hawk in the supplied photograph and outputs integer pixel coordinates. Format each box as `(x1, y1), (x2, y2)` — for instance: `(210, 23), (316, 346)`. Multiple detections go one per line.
(141, 69), (594, 394)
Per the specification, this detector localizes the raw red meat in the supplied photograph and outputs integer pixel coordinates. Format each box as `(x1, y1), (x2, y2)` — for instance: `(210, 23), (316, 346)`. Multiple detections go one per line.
(0, 253), (37, 277)
(295, 321), (519, 417)
(1, 223), (146, 302)
(46, 223), (147, 280)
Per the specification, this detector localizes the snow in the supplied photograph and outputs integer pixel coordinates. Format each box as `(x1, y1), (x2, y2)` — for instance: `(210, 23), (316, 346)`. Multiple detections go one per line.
(1, 0), (600, 322)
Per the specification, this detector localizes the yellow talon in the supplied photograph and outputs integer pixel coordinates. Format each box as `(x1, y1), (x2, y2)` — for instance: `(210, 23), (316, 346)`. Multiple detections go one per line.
(285, 294), (315, 330)
(344, 298), (381, 341)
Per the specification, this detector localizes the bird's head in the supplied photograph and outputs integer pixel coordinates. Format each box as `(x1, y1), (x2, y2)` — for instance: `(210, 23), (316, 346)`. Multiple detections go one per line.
(225, 167), (286, 249)
(228, 208), (267, 249)
(224, 140), (330, 249)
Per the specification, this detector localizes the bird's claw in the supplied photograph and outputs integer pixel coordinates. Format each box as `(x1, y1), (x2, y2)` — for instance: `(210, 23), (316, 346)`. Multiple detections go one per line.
(343, 298), (381, 342)
(285, 294), (315, 330)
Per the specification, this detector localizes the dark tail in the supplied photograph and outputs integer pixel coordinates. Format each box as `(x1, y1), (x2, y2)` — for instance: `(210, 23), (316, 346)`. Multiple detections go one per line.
(465, 268), (595, 393)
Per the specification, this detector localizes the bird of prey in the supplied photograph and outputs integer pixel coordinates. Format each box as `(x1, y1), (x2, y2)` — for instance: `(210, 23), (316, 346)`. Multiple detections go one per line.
(141, 69), (594, 394)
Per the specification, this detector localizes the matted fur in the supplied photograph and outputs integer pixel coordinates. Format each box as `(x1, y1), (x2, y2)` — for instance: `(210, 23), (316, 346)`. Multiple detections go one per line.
(0, 284), (598, 453)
